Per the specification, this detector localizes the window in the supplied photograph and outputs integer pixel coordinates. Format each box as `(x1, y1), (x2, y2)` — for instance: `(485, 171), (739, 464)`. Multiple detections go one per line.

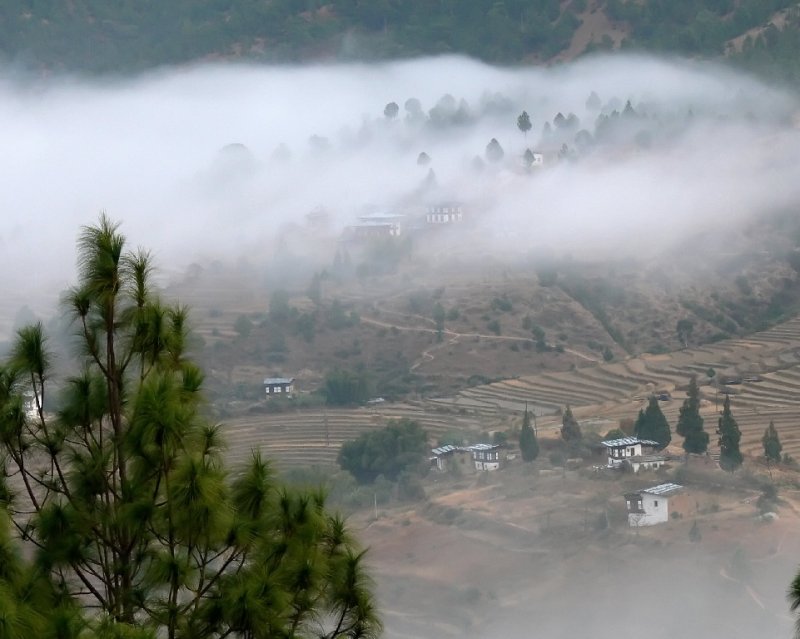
(275, 387), (282, 393)
(653, 500), (658, 507)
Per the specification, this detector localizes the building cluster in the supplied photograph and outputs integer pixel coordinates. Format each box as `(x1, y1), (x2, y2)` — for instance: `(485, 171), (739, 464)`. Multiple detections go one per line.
(342, 202), (466, 242)
(429, 442), (504, 473)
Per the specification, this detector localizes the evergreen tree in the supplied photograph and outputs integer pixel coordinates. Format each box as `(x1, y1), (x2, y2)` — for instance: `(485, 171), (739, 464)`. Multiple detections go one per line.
(519, 407), (539, 462)
(634, 395), (672, 448)
(485, 138), (504, 163)
(0, 216), (381, 638)
(717, 395), (743, 471)
(677, 375), (709, 454)
(516, 110), (532, 138)
(561, 405), (582, 442)
(384, 101), (399, 119)
(762, 421), (782, 463)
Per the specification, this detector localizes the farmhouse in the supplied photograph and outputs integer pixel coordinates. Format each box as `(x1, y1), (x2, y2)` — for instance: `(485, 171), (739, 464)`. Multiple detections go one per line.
(469, 443), (503, 471)
(263, 377), (295, 397)
(425, 202), (464, 225)
(600, 437), (660, 468)
(624, 483), (686, 527)
(429, 445), (473, 473)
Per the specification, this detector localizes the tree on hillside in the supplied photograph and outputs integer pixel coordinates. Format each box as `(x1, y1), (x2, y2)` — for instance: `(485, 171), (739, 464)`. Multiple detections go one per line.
(519, 407), (539, 462)
(338, 419), (428, 483)
(384, 101), (399, 119)
(677, 375), (709, 454)
(0, 216), (380, 638)
(676, 318), (694, 347)
(561, 405), (582, 443)
(523, 148), (535, 168)
(517, 110), (532, 138)
(634, 395), (672, 448)
(717, 395), (743, 471)
(763, 420), (783, 464)
(485, 138), (504, 163)
(323, 368), (372, 405)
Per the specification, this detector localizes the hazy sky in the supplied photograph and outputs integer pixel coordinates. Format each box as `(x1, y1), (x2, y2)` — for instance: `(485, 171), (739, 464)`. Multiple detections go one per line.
(1, 54), (799, 325)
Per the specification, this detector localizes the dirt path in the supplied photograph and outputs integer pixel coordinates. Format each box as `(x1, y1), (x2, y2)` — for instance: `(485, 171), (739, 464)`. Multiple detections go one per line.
(360, 314), (599, 369)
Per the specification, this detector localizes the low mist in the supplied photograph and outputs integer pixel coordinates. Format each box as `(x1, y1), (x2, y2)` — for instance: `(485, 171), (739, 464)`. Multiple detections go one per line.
(2, 54), (799, 324)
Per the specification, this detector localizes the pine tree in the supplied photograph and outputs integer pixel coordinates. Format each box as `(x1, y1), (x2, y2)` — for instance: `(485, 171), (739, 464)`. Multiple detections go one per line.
(561, 405), (582, 442)
(519, 407), (539, 462)
(516, 110), (532, 138)
(677, 375), (709, 454)
(0, 216), (381, 638)
(717, 395), (743, 471)
(635, 395), (671, 448)
(763, 421), (782, 463)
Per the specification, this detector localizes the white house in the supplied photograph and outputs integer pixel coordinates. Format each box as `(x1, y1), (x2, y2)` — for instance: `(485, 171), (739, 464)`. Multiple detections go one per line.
(263, 377), (295, 397)
(469, 443), (503, 471)
(625, 483), (684, 527)
(600, 437), (660, 468)
(425, 203), (464, 225)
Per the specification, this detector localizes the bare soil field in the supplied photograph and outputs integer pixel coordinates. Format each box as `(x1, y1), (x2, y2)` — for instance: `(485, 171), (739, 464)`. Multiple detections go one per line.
(355, 464), (800, 639)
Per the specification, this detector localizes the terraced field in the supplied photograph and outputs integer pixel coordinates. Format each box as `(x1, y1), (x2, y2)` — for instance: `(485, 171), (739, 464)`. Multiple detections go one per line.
(222, 404), (487, 469)
(222, 316), (800, 467)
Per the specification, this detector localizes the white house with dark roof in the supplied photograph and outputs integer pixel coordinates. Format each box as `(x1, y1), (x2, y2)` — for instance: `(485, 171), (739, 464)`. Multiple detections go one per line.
(600, 437), (661, 468)
(425, 202), (464, 225)
(625, 483), (684, 527)
(469, 443), (503, 471)
(263, 377), (295, 397)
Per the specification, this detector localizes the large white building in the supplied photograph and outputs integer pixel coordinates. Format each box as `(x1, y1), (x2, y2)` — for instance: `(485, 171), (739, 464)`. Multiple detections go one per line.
(600, 437), (661, 469)
(469, 443), (503, 471)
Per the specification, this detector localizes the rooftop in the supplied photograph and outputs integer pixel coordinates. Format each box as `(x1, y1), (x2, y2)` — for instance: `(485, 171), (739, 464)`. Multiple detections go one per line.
(431, 445), (459, 456)
(469, 443), (499, 451)
(641, 482), (683, 496)
(263, 377), (294, 385)
(600, 437), (660, 448)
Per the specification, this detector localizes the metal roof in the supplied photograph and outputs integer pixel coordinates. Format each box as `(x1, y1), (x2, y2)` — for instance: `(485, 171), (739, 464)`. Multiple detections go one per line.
(600, 437), (660, 448)
(641, 483), (683, 496)
(431, 445), (458, 456)
(469, 443), (499, 451)
(263, 377), (294, 385)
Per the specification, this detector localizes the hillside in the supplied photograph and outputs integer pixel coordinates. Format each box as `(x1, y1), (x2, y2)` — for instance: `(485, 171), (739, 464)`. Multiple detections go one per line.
(2, 0), (800, 81)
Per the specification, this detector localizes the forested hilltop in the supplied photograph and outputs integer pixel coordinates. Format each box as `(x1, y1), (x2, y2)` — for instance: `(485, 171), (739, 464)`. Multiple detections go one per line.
(2, 0), (800, 81)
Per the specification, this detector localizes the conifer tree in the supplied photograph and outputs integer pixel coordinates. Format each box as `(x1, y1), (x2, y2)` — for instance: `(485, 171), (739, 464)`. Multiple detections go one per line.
(0, 216), (381, 638)
(763, 421), (782, 463)
(519, 407), (539, 462)
(634, 395), (671, 448)
(717, 394), (743, 471)
(561, 405), (582, 442)
(516, 110), (532, 138)
(677, 375), (709, 454)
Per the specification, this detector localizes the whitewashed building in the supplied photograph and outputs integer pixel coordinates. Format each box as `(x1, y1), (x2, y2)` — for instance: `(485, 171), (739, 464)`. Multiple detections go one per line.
(263, 377), (295, 397)
(469, 443), (503, 471)
(426, 203), (464, 225)
(625, 483), (684, 527)
(600, 437), (660, 468)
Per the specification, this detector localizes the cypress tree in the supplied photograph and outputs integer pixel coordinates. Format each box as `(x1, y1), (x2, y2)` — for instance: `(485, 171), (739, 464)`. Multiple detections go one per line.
(635, 395), (672, 448)
(519, 408), (539, 462)
(561, 405), (582, 442)
(762, 421), (783, 464)
(717, 395), (743, 471)
(677, 375), (709, 454)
